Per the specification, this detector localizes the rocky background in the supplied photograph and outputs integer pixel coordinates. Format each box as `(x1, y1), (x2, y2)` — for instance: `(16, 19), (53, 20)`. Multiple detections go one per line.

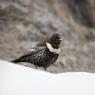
(0, 0), (95, 73)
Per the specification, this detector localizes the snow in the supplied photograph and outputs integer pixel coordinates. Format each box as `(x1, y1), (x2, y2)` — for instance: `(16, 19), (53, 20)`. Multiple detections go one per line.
(0, 60), (95, 95)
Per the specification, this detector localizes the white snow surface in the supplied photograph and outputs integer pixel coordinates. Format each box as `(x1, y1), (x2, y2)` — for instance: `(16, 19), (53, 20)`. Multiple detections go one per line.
(0, 60), (95, 95)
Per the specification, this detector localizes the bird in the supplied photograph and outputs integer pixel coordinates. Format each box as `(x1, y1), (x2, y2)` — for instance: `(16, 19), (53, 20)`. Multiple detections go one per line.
(11, 33), (63, 70)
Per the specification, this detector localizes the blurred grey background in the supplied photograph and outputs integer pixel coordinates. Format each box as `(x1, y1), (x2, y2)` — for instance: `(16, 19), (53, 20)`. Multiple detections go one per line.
(0, 0), (95, 73)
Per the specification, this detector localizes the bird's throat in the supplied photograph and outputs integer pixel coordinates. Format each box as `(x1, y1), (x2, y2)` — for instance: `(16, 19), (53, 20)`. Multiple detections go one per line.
(46, 42), (60, 54)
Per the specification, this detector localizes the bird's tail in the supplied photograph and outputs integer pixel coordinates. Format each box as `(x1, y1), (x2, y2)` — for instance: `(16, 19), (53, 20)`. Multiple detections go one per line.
(10, 59), (20, 63)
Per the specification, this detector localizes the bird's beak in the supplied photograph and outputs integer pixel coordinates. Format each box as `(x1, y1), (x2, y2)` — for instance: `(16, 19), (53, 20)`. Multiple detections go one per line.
(59, 38), (64, 41)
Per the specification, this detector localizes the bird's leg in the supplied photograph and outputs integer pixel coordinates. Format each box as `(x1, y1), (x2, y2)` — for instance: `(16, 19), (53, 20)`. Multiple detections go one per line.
(44, 67), (47, 71)
(34, 65), (38, 69)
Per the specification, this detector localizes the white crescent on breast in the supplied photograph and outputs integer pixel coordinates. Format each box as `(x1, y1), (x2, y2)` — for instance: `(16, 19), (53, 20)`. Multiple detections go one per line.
(46, 42), (60, 54)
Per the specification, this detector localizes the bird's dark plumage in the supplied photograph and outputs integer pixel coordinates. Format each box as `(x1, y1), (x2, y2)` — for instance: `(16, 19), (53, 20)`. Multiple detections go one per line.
(11, 33), (62, 70)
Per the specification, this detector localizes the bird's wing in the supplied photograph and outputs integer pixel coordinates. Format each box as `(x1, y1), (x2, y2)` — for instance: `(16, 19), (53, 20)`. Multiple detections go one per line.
(11, 46), (46, 63)
(21, 46), (45, 58)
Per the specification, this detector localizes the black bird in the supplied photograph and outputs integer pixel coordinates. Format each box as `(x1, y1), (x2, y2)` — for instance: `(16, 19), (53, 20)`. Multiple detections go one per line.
(11, 33), (63, 70)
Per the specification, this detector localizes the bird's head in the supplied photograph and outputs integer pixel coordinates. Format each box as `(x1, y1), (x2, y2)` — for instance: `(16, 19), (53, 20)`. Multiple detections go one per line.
(47, 33), (63, 49)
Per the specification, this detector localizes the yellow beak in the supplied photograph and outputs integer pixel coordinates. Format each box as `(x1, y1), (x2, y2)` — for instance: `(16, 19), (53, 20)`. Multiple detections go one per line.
(59, 38), (64, 41)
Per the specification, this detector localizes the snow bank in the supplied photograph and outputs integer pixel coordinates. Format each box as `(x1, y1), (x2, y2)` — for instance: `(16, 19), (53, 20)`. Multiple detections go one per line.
(0, 60), (95, 95)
